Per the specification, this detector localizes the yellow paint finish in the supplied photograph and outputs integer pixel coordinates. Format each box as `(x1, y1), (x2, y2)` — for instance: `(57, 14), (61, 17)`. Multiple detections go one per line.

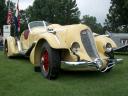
(20, 31), (29, 50)
(95, 35), (117, 55)
(6, 23), (118, 71)
(53, 24), (92, 61)
(6, 36), (19, 56)
(29, 46), (35, 64)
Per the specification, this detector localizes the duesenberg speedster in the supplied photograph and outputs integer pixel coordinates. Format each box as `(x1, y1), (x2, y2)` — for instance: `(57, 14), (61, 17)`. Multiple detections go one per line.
(4, 21), (122, 80)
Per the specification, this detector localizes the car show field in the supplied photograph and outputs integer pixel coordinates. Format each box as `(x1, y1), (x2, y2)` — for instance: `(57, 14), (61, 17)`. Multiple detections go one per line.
(0, 51), (128, 96)
(1, 0), (128, 95)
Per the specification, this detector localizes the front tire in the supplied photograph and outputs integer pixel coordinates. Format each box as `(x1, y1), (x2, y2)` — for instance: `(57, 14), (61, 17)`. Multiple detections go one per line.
(40, 42), (60, 80)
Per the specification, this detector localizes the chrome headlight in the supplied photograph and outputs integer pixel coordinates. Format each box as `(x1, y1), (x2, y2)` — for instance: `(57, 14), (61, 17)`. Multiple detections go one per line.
(71, 42), (80, 53)
(104, 43), (113, 53)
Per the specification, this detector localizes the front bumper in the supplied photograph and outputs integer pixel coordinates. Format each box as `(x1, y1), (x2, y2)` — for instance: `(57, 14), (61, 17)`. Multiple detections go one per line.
(101, 58), (123, 72)
(61, 58), (123, 72)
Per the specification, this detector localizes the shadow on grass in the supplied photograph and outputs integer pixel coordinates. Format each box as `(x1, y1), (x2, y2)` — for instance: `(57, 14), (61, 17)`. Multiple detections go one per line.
(59, 69), (112, 79)
(9, 56), (29, 60)
(4, 55), (30, 64)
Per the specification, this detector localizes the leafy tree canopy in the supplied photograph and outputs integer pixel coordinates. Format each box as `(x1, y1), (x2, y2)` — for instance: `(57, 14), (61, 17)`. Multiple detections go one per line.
(26, 0), (80, 25)
(105, 0), (128, 33)
(0, 0), (7, 34)
(81, 15), (103, 34)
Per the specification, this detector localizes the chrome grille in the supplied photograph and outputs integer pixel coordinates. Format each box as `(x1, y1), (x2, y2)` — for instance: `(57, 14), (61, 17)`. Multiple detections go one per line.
(81, 30), (99, 60)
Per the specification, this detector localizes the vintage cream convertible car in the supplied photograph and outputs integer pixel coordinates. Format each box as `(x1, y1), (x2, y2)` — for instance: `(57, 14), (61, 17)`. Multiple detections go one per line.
(4, 21), (122, 79)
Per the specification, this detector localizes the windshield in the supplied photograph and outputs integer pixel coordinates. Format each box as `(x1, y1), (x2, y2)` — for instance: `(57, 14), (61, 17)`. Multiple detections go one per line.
(28, 21), (49, 29)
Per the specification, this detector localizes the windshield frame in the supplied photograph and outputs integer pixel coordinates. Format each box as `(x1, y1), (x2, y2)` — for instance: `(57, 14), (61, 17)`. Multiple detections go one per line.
(28, 21), (49, 32)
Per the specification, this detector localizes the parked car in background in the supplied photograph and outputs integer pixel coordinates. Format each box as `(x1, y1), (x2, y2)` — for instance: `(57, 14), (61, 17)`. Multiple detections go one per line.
(106, 32), (128, 52)
(4, 21), (122, 80)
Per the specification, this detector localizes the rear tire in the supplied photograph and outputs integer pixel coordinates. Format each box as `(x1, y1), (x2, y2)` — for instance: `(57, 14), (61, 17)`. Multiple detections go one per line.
(4, 40), (9, 57)
(4, 40), (13, 58)
(40, 42), (60, 80)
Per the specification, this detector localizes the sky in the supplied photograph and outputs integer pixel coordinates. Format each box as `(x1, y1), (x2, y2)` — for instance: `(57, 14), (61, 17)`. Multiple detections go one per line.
(11, 0), (34, 9)
(76, 0), (111, 25)
(10, 0), (111, 25)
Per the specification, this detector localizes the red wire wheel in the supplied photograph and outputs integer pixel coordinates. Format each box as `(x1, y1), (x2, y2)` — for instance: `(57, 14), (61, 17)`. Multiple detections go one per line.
(41, 50), (49, 72)
(40, 42), (60, 80)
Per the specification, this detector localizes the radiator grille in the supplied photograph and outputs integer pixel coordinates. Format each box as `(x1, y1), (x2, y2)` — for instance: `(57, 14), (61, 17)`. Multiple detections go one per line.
(81, 30), (99, 60)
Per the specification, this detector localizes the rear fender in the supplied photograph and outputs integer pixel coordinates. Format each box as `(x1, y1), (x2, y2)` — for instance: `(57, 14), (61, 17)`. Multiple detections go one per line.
(5, 36), (18, 56)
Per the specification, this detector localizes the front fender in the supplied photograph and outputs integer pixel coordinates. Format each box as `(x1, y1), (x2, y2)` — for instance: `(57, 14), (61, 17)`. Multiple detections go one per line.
(37, 33), (68, 49)
(95, 35), (117, 54)
(30, 33), (69, 65)
(29, 46), (35, 65)
(5, 36), (18, 56)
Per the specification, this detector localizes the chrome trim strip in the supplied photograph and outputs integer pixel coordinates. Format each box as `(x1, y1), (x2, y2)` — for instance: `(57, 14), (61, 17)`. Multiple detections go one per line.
(61, 58), (123, 71)
(61, 60), (100, 68)
(61, 61), (92, 65)
(61, 61), (97, 70)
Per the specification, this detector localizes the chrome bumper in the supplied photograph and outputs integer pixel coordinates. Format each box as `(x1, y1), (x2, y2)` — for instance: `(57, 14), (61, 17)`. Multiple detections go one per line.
(101, 58), (123, 72)
(61, 58), (123, 72)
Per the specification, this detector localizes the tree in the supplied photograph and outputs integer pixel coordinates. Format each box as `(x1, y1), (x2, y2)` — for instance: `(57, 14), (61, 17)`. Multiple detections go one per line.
(105, 0), (128, 33)
(0, 0), (7, 34)
(19, 10), (28, 34)
(81, 15), (103, 34)
(26, 0), (80, 25)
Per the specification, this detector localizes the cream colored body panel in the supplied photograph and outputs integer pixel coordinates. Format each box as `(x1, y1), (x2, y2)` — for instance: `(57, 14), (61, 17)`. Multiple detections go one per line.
(28, 24), (93, 65)
(95, 35), (117, 54)
(5, 22), (118, 71)
(29, 46), (35, 64)
(51, 24), (92, 61)
(5, 36), (19, 57)
(20, 31), (29, 50)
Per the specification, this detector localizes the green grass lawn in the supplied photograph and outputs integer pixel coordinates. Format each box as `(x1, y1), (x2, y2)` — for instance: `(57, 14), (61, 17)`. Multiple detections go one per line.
(0, 51), (128, 96)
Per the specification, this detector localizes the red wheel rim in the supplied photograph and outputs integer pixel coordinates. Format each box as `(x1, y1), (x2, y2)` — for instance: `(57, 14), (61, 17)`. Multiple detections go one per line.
(41, 50), (49, 72)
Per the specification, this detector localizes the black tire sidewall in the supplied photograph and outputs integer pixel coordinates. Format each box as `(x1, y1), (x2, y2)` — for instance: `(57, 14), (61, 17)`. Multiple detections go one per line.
(4, 41), (8, 56)
(40, 42), (60, 79)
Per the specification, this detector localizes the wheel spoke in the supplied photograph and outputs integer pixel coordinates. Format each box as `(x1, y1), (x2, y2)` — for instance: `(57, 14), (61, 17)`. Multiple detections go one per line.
(41, 50), (49, 72)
